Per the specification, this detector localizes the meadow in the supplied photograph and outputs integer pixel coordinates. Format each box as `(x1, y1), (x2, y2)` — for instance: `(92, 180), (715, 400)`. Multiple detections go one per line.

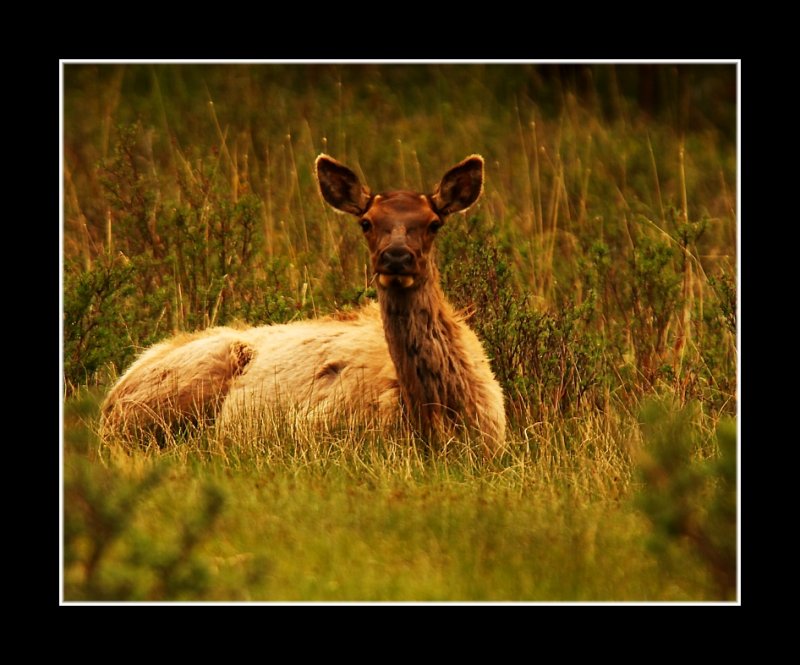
(62, 63), (737, 602)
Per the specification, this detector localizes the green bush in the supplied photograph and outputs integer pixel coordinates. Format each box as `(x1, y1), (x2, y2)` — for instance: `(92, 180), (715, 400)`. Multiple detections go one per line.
(64, 459), (226, 601)
(635, 400), (736, 599)
(64, 255), (137, 389)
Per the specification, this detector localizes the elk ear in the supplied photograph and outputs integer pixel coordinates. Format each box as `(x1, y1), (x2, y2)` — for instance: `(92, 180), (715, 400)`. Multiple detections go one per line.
(431, 154), (484, 215)
(315, 154), (372, 216)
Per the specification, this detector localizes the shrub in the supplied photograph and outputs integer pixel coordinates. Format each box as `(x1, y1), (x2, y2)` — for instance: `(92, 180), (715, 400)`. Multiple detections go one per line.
(635, 400), (736, 599)
(64, 459), (226, 600)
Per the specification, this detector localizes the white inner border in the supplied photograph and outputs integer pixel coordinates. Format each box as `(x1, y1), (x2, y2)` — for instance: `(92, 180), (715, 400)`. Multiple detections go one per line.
(59, 59), (742, 606)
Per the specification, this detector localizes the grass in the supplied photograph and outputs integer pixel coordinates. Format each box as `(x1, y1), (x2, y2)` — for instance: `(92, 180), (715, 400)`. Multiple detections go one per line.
(62, 63), (737, 602)
(64, 389), (734, 602)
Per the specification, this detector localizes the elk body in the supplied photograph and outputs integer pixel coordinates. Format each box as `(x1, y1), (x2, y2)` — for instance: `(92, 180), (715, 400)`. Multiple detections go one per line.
(101, 155), (506, 452)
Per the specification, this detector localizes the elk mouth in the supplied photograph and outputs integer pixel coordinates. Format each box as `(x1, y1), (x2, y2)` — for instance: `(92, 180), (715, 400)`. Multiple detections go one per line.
(377, 273), (416, 289)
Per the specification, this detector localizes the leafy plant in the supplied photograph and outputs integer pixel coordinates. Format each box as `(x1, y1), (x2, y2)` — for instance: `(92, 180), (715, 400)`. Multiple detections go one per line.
(635, 400), (736, 599)
(64, 460), (226, 600)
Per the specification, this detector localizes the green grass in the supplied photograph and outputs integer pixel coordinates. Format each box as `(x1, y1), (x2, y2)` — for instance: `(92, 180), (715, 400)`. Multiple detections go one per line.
(64, 389), (734, 602)
(62, 64), (737, 602)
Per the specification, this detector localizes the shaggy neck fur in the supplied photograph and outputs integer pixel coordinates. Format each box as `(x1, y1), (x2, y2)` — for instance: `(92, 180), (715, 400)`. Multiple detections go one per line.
(378, 262), (480, 437)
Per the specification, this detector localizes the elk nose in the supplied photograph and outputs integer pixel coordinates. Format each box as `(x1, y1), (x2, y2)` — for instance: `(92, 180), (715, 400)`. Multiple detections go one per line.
(380, 247), (414, 274)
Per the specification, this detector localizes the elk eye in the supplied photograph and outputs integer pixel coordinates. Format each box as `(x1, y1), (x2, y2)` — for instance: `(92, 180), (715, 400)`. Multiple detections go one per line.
(360, 219), (372, 233)
(429, 220), (443, 234)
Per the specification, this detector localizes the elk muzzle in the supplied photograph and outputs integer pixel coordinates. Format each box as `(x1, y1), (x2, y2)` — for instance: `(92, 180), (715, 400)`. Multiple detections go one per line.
(377, 247), (416, 289)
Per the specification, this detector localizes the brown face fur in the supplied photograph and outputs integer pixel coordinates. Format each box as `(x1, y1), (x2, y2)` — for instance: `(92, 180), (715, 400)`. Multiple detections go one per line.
(315, 154), (484, 291)
(359, 192), (442, 289)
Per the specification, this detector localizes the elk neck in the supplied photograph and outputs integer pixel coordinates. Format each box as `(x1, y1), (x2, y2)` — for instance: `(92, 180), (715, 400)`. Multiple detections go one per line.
(377, 261), (476, 432)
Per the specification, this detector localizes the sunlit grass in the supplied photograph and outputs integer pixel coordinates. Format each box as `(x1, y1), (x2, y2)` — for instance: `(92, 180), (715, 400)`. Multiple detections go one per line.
(65, 386), (730, 601)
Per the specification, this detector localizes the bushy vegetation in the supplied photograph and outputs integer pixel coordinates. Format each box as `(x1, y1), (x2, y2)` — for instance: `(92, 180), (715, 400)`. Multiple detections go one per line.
(62, 64), (737, 602)
(635, 400), (736, 599)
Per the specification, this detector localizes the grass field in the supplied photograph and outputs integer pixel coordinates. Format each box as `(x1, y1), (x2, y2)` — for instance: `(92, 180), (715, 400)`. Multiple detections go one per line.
(62, 63), (737, 602)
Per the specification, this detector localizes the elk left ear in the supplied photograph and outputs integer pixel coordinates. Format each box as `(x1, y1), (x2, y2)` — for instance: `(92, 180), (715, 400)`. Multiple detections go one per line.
(315, 154), (372, 216)
(431, 154), (484, 215)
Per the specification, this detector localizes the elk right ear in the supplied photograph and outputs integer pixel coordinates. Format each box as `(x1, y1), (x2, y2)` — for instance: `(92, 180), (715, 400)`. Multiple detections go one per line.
(431, 154), (484, 216)
(315, 154), (372, 216)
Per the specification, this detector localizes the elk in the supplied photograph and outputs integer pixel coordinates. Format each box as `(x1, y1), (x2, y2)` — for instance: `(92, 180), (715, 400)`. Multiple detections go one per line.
(100, 154), (506, 453)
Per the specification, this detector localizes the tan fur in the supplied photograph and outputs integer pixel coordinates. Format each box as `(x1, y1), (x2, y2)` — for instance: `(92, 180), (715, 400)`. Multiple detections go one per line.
(216, 304), (400, 430)
(101, 304), (400, 438)
(101, 327), (253, 437)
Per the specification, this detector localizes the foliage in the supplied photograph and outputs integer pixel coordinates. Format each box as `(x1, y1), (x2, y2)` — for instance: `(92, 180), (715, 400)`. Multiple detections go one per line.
(64, 458), (226, 601)
(439, 218), (605, 420)
(64, 255), (137, 389)
(635, 400), (737, 599)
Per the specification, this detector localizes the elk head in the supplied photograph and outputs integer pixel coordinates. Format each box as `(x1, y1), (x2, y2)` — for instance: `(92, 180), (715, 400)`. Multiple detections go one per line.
(315, 154), (484, 290)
